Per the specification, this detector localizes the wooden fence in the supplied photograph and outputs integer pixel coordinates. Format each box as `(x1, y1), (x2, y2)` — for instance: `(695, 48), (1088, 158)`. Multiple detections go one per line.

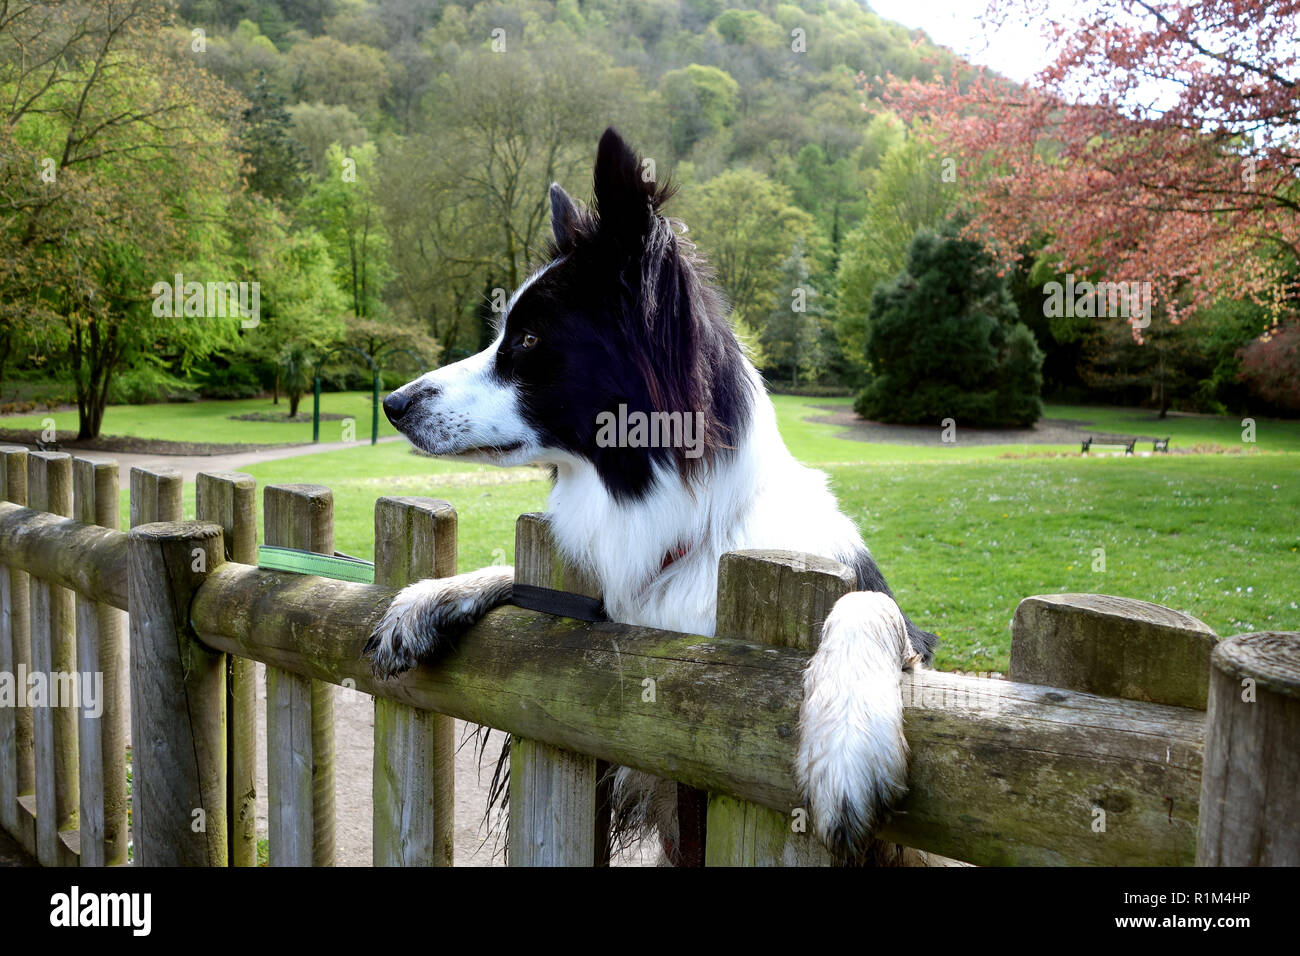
(0, 446), (1296, 866)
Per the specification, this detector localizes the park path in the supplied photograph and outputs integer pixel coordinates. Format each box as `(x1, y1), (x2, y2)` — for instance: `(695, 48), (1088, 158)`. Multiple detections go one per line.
(69, 435), (407, 483)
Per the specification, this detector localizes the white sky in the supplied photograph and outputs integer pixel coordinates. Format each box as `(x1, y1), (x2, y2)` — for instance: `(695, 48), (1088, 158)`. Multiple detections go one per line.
(867, 0), (1064, 83)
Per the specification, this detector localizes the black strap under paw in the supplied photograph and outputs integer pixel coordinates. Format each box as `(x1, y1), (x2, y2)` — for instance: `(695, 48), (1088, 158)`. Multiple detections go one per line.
(509, 583), (609, 622)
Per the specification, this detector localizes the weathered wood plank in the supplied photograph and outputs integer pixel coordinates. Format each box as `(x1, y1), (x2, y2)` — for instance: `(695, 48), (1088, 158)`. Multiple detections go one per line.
(263, 484), (336, 867)
(706, 550), (847, 867)
(1011, 593), (1218, 710)
(27, 452), (78, 866)
(72, 458), (128, 866)
(371, 497), (456, 867)
(129, 466), (182, 527)
(189, 561), (1205, 867)
(128, 521), (227, 865)
(509, 736), (596, 865)
(0, 447), (32, 848)
(508, 514), (602, 867)
(0, 503), (127, 609)
(1196, 631), (1300, 865)
(195, 471), (259, 867)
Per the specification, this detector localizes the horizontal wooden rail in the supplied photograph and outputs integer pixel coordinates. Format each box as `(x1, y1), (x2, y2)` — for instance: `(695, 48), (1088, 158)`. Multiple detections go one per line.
(0, 500), (1205, 866)
(187, 561), (1205, 866)
(0, 503), (127, 610)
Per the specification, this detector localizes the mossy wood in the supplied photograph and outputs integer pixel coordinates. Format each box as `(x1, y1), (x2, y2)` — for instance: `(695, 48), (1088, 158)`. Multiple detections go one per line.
(27, 453), (78, 866)
(195, 471), (260, 867)
(0, 498), (1216, 866)
(706, 550), (848, 866)
(128, 521), (228, 866)
(73, 458), (128, 866)
(263, 484), (336, 867)
(0, 448), (33, 853)
(1011, 593), (1219, 709)
(371, 496), (457, 867)
(508, 513), (605, 866)
(1196, 631), (1300, 865)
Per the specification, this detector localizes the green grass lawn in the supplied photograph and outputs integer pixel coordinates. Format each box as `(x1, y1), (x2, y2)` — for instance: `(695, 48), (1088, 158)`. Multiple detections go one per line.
(12, 390), (1300, 455)
(773, 395), (1300, 460)
(4, 392), (401, 445)
(88, 393), (1299, 672)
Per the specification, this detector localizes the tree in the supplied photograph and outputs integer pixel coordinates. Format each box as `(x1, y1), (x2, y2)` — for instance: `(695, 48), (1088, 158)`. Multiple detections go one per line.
(230, 207), (347, 409)
(856, 227), (1044, 427)
(761, 242), (830, 386)
(282, 35), (393, 124)
(890, 0), (1300, 327)
(659, 64), (740, 158)
(300, 142), (392, 320)
(238, 75), (307, 203)
(835, 137), (956, 382)
(678, 167), (814, 330)
(422, 44), (630, 292)
(0, 0), (247, 439)
(381, 134), (498, 362)
(286, 101), (369, 176)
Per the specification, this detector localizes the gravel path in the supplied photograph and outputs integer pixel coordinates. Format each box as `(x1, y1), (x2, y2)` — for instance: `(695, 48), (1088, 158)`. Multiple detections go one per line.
(807, 406), (1171, 448)
(60, 435), (407, 483)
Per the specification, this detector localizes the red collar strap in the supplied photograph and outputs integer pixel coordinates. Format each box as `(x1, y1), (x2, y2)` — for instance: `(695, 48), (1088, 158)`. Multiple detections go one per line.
(660, 542), (691, 572)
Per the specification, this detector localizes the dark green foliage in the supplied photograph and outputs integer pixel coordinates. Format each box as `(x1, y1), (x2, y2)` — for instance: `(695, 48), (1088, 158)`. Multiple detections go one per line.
(855, 227), (1044, 427)
(239, 76), (307, 202)
(195, 359), (265, 400)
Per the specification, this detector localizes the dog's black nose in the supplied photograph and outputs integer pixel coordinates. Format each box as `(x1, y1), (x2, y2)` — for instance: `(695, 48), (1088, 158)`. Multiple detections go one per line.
(383, 391), (410, 425)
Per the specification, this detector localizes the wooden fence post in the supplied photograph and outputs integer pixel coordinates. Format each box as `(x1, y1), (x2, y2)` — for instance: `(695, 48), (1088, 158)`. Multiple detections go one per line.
(704, 550), (850, 867)
(508, 513), (606, 866)
(1196, 631), (1300, 865)
(0, 446), (33, 855)
(129, 466), (183, 526)
(27, 452), (79, 866)
(1011, 593), (1218, 709)
(128, 520), (227, 865)
(72, 458), (128, 866)
(371, 496), (457, 866)
(1009, 593), (1211, 864)
(264, 484), (336, 866)
(195, 471), (259, 867)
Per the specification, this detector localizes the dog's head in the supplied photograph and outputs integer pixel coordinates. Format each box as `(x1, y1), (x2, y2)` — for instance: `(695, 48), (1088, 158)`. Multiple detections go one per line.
(384, 127), (750, 500)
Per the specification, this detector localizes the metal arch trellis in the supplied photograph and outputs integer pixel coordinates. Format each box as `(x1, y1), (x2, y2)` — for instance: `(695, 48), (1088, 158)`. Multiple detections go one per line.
(312, 345), (428, 445)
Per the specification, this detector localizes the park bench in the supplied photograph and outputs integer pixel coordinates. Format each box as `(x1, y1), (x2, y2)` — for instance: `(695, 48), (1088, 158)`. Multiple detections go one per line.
(1081, 436), (1136, 455)
(1153, 437), (1171, 453)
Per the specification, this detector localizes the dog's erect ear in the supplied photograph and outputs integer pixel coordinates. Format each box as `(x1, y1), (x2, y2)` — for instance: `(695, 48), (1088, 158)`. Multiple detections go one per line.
(550, 183), (581, 255)
(592, 127), (657, 249)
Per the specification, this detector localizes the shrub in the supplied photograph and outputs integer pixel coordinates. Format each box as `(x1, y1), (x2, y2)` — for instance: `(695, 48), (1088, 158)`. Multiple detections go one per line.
(1237, 323), (1300, 413)
(855, 227), (1044, 428)
(195, 361), (264, 400)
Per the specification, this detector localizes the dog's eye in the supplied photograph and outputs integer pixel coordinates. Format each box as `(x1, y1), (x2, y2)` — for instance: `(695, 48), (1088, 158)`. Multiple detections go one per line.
(520, 333), (539, 350)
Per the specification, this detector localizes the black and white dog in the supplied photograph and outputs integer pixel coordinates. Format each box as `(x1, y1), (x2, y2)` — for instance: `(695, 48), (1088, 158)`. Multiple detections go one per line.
(368, 128), (937, 863)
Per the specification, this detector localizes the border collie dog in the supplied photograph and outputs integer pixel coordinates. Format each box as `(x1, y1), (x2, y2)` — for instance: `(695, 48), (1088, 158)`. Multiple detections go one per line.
(369, 128), (937, 863)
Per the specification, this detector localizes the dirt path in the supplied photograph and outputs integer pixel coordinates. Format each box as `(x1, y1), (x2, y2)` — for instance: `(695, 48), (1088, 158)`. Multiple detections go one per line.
(250, 668), (656, 866)
(807, 406), (1169, 448)
(62, 435), (407, 483)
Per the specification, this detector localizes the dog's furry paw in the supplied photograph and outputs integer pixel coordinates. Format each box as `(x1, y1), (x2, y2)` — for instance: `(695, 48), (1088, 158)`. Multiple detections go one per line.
(364, 584), (430, 679)
(363, 566), (514, 680)
(796, 591), (912, 862)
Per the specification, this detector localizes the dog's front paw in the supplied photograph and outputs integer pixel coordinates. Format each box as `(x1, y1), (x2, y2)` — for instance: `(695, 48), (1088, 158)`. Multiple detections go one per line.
(797, 590), (911, 862)
(362, 566), (515, 680)
(364, 583), (435, 680)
